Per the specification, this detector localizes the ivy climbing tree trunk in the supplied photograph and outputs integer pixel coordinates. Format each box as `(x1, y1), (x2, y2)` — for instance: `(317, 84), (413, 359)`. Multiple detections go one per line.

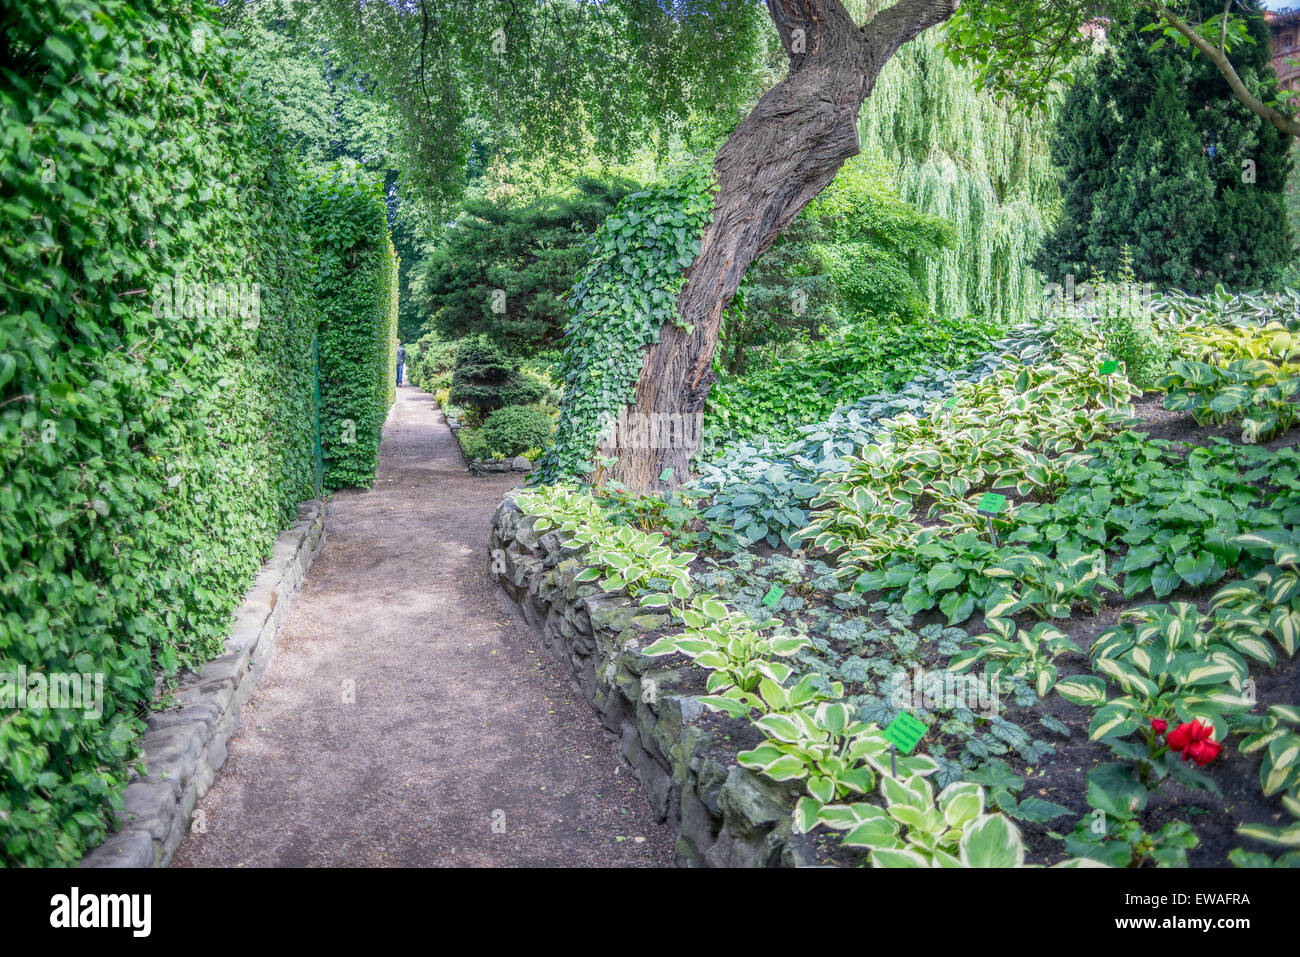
(609, 0), (959, 492)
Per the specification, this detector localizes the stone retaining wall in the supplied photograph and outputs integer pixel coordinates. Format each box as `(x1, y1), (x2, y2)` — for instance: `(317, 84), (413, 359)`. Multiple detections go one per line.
(80, 500), (327, 868)
(489, 494), (812, 867)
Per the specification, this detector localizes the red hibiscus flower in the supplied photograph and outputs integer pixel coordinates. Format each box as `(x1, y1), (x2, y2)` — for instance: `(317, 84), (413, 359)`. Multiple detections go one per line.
(1151, 717), (1167, 734)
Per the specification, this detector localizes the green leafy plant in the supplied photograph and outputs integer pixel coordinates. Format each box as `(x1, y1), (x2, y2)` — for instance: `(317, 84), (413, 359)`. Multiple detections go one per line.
(817, 773), (1069, 868)
(1160, 359), (1300, 443)
(477, 405), (554, 458)
(642, 596), (808, 717)
(305, 165), (400, 490)
(950, 617), (1080, 697)
(449, 335), (546, 414)
(533, 166), (714, 483)
(1058, 603), (1252, 745)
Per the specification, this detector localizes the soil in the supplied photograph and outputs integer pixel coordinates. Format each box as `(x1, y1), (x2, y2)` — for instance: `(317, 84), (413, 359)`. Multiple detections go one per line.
(170, 387), (673, 868)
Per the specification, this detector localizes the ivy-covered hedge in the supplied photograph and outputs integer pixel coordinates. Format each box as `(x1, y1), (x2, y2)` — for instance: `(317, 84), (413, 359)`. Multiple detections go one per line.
(0, 0), (330, 865)
(303, 166), (399, 490)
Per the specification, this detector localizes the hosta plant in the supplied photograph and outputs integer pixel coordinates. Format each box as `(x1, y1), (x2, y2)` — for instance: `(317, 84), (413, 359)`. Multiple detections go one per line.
(1211, 529), (1300, 660)
(641, 595), (808, 717)
(740, 705), (937, 816)
(518, 484), (696, 600)
(1234, 705), (1300, 802)
(1160, 359), (1300, 443)
(949, 617), (1081, 697)
(815, 773), (1081, 867)
(1057, 603), (1253, 745)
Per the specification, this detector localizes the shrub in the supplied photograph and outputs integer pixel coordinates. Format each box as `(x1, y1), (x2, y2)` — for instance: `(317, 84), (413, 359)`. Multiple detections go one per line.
(303, 165), (398, 490)
(0, 0), (322, 865)
(449, 335), (545, 413)
(479, 405), (555, 458)
(407, 330), (458, 393)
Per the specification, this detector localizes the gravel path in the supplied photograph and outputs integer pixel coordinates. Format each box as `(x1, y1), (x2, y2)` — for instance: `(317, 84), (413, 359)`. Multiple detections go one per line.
(171, 387), (673, 867)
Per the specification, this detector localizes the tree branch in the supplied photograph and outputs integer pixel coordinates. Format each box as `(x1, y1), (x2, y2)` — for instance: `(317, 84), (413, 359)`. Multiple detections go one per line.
(1151, 1), (1300, 138)
(862, 0), (960, 63)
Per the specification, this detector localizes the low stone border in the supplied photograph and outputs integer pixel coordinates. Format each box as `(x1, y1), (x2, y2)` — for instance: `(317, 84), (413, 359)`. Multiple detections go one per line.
(80, 500), (327, 868)
(490, 494), (813, 867)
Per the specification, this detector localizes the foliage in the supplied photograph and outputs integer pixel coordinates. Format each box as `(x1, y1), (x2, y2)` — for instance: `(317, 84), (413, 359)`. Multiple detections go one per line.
(315, 0), (772, 210)
(1034, 4), (1295, 293)
(303, 165), (399, 490)
(533, 167), (714, 483)
(857, 15), (1061, 327)
(413, 175), (638, 354)
(516, 485), (694, 603)
(1059, 602), (1253, 747)
(703, 312), (1003, 455)
(1160, 360), (1300, 443)
(0, 0), (320, 865)
(406, 330), (458, 393)
(477, 405), (554, 459)
(820, 773), (1046, 868)
(223, 0), (432, 343)
(695, 322), (1061, 550)
(448, 335), (546, 414)
(643, 596), (810, 718)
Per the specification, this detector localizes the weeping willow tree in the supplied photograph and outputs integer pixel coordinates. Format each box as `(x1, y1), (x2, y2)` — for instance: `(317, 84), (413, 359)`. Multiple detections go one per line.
(854, 8), (1059, 325)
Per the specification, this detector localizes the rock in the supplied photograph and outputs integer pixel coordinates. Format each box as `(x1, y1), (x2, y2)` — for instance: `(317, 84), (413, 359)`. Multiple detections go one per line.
(511, 456), (531, 471)
(79, 830), (156, 869)
(719, 767), (789, 832)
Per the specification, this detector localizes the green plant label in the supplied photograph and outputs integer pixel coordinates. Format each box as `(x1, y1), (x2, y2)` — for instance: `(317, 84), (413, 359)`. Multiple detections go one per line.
(883, 712), (927, 755)
(1098, 360), (1119, 375)
(977, 492), (1007, 515)
(944, 396), (959, 409)
(659, 467), (674, 482)
(761, 585), (784, 607)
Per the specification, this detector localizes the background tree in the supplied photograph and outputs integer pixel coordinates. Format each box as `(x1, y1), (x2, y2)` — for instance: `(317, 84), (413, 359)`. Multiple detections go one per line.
(413, 175), (638, 355)
(1035, 1), (1294, 291)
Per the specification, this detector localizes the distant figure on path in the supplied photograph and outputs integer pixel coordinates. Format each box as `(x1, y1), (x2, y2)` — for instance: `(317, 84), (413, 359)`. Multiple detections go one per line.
(396, 342), (406, 387)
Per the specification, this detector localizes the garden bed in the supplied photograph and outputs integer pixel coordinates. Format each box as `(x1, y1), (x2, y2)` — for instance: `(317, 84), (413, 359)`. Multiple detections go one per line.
(504, 291), (1300, 868)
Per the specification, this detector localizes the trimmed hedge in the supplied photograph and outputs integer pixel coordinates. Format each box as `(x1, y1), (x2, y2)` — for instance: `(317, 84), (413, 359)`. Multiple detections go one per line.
(303, 166), (399, 490)
(0, 1), (397, 865)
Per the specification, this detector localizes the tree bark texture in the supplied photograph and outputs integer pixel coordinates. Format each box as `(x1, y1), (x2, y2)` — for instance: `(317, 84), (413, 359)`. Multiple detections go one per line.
(609, 0), (960, 491)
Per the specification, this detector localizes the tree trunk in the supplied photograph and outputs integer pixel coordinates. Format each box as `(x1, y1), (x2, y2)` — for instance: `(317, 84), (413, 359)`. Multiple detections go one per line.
(609, 0), (959, 492)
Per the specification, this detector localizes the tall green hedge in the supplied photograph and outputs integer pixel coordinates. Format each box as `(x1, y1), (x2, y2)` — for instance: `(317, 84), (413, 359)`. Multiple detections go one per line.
(0, 1), (395, 866)
(303, 166), (398, 490)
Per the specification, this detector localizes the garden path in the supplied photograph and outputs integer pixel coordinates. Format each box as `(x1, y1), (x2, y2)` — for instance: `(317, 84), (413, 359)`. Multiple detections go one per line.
(171, 387), (672, 866)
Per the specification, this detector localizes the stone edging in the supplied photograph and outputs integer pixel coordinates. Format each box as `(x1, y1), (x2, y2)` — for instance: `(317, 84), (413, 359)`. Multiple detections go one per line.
(489, 493), (813, 868)
(80, 500), (327, 868)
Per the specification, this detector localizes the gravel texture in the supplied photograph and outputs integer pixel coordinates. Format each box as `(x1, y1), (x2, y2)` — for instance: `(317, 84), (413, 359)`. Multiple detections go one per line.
(171, 387), (673, 867)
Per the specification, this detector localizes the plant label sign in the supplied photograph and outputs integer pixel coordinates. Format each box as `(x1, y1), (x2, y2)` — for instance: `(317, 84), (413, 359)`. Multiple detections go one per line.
(977, 492), (1007, 516)
(944, 396), (959, 409)
(1098, 360), (1119, 375)
(659, 467), (674, 482)
(761, 584), (784, 607)
(883, 711), (927, 755)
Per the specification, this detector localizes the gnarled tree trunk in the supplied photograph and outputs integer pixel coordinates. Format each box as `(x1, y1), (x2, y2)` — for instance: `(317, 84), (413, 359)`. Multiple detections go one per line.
(609, 0), (959, 492)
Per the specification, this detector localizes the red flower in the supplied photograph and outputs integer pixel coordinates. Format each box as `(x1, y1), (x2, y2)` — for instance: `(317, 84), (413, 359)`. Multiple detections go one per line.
(1185, 738), (1223, 767)
(1167, 720), (1218, 763)
(1151, 718), (1167, 734)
